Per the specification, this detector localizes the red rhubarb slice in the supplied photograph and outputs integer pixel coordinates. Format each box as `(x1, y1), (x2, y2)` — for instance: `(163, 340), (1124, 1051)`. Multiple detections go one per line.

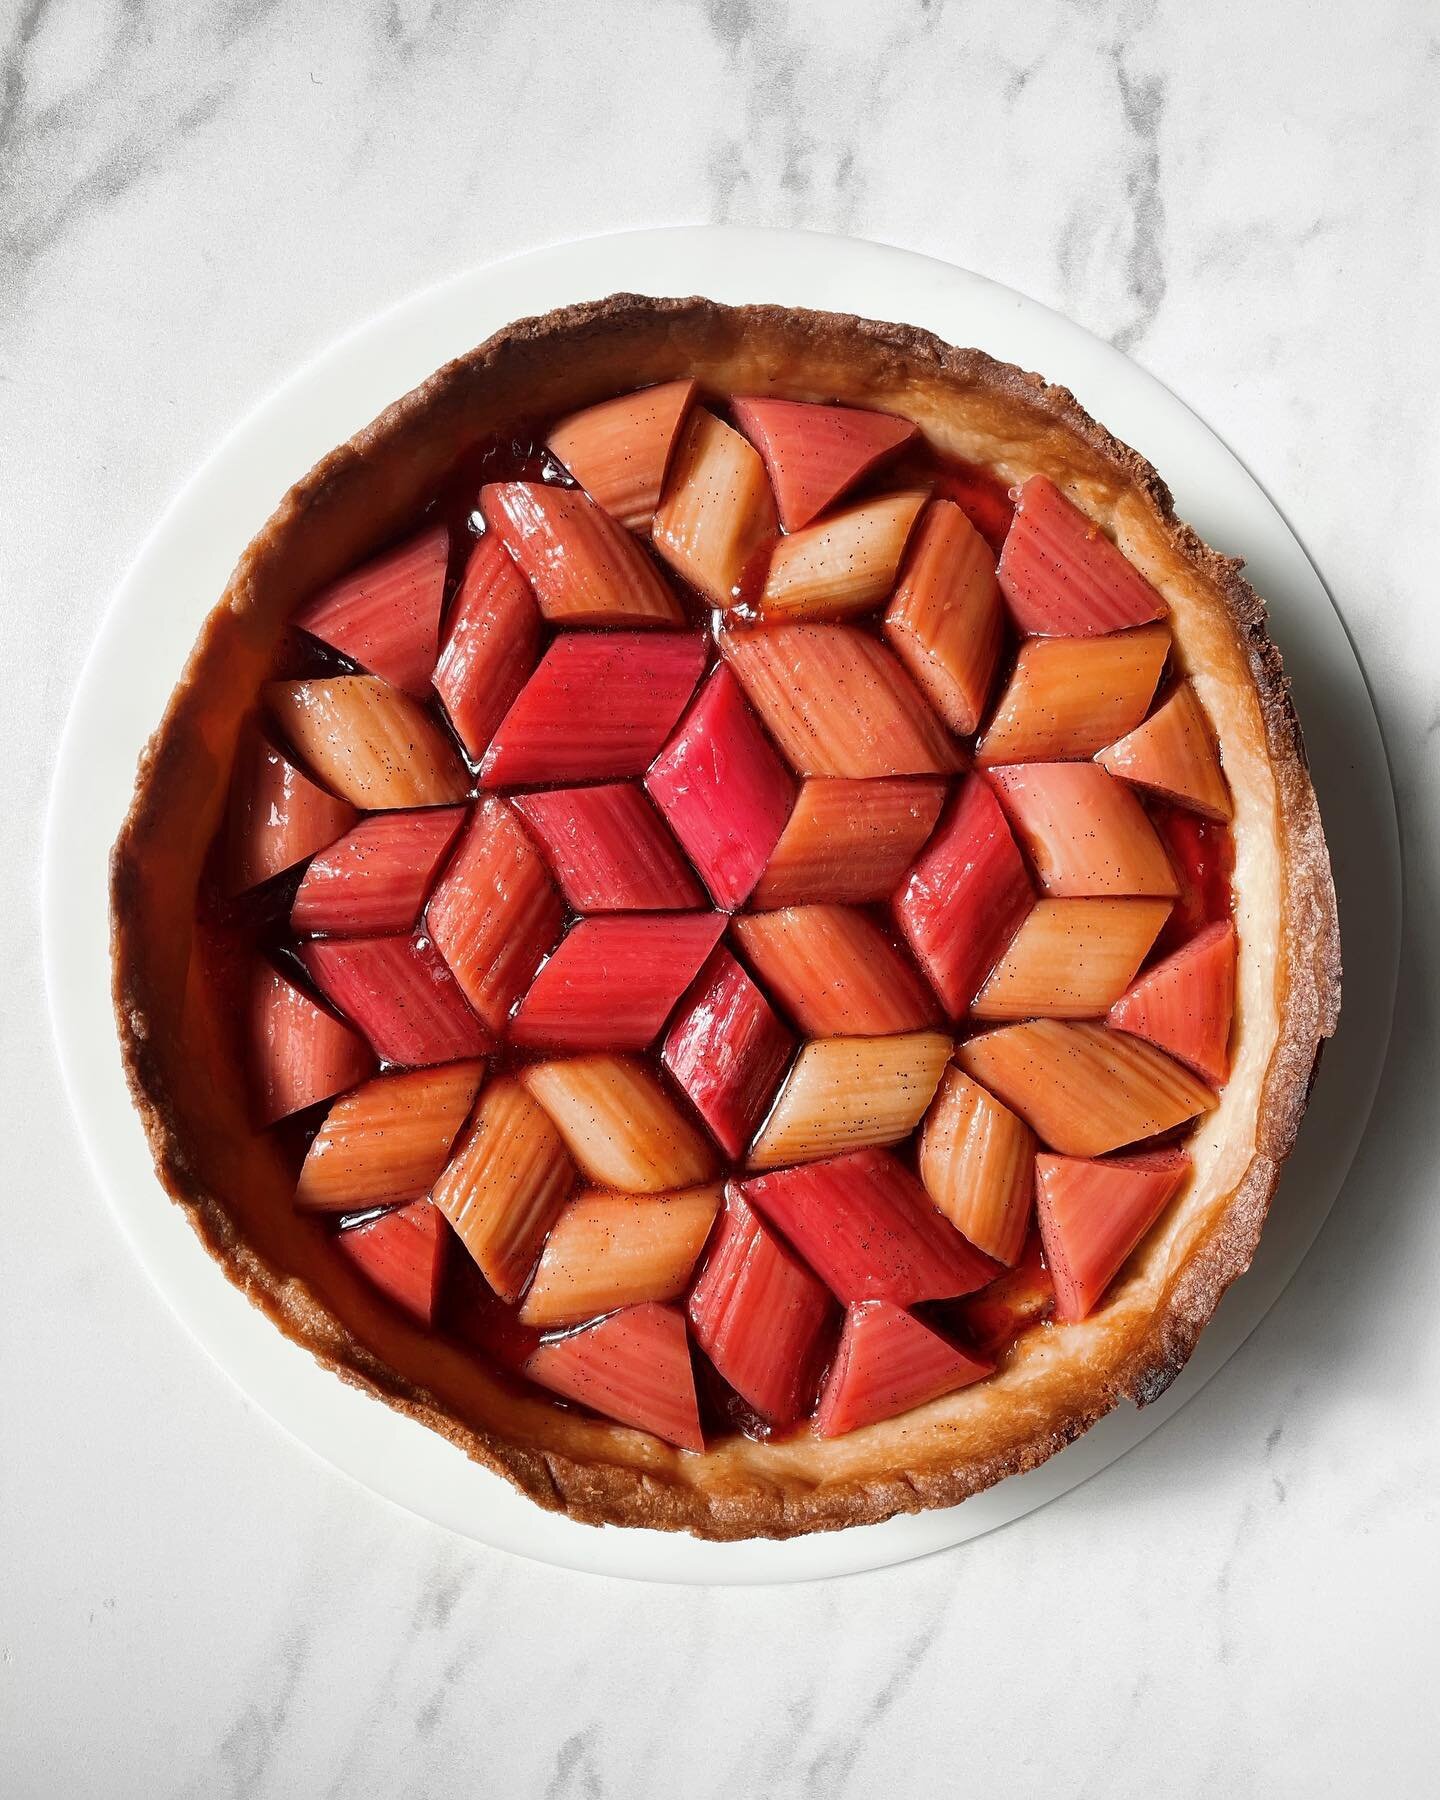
(1035, 1149), (1191, 1320)
(266, 676), (469, 808)
(295, 1060), (485, 1211)
(479, 482), (683, 627)
(480, 632), (707, 787)
(730, 396), (917, 531)
(301, 934), (491, 1067)
(651, 408), (778, 607)
(334, 1200), (448, 1326)
(758, 491), (927, 620)
(997, 475), (1166, 636)
(753, 778), (946, 909)
(518, 1184), (721, 1327)
(291, 525), (449, 697)
(815, 1300), (992, 1437)
(249, 960), (374, 1126)
(522, 1302), (703, 1452)
(976, 624), (1170, 764)
(732, 905), (940, 1037)
(1150, 807), (1235, 957)
(225, 723), (357, 894)
(883, 499), (1005, 736)
(290, 806), (466, 937)
(432, 532), (541, 760)
(1108, 919), (1237, 1084)
(546, 379), (697, 533)
(645, 663), (795, 912)
(989, 762), (1179, 898)
(513, 783), (702, 912)
(1097, 681), (1232, 820)
(661, 948), (795, 1159)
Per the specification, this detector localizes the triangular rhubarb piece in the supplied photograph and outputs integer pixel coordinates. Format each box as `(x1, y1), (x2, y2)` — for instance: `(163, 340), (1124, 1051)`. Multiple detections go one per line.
(1098, 681), (1232, 821)
(519, 1184), (721, 1327)
(301, 934), (492, 1067)
(290, 806), (466, 936)
(547, 379), (697, 533)
(883, 499), (1006, 736)
(522, 1302), (704, 1452)
(971, 897), (1172, 1020)
(662, 949), (795, 1160)
(1109, 920), (1237, 1084)
(758, 491), (927, 620)
(224, 723), (357, 894)
(334, 1200), (449, 1326)
(976, 624), (1170, 765)
(749, 1032), (952, 1168)
(291, 526), (449, 697)
(997, 475), (1166, 636)
(918, 1066), (1036, 1266)
(730, 397), (917, 532)
(651, 409), (778, 607)
(266, 676), (469, 809)
(754, 778), (946, 909)
(249, 961), (375, 1126)
(522, 1055), (717, 1194)
(988, 762), (1179, 897)
(815, 1300), (992, 1437)
(1035, 1149), (1191, 1320)
(432, 532), (541, 760)
(479, 482), (683, 627)
(732, 905), (940, 1037)
(295, 1060), (485, 1211)
(514, 783), (702, 912)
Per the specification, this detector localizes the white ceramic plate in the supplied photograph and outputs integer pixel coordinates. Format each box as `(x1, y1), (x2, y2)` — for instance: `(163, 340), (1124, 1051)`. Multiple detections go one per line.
(43, 228), (1398, 1584)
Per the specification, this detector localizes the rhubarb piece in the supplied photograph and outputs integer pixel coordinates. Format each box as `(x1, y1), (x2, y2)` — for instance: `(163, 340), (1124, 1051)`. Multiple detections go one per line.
(509, 913), (728, 1051)
(522, 1055), (716, 1193)
(918, 1067), (1036, 1266)
(1109, 919), (1237, 1084)
(741, 1147), (995, 1304)
(290, 806), (466, 937)
(893, 776), (1033, 1016)
(815, 1300), (993, 1437)
(651, 408), (778, 607)
(748, 1031), (952, 1168)
(931, 460), (1016, 554)
(956, 1229), (1055, 1356)
(225, 723), (357, 893)
(1035, 1149), (1191, 1320)
(431, 1075), (575, 1301)
(971, 897), (1172, 1020)
(295, 1060), (485, 1211)
(518, 1184), (722, 1327)
(291, 525), (448, 697)
(719, 623), (960, 777)
(730, 396), (917, 531)
(989, 762), (1179, 897)
(883, 499), (1005, 736)
(1097, 681), (1232, 821)
(522, 1302), (703, 1451)
(645, 663), (795, 911)
(957, 1020), (1215, 1156)
(249, 961), (374, 1126)
(512, 784), (702, 912)
(425, 799), (565, 1031)
(301, 934), (491, 1067)
(975, 624), (1170, 764)
(432, 532), (541, 760)
(546, 379), (696, 532)
(661, 949), (794, 1159)
(266, 676), (469, 808)
(1150, 808), (1234, 958)
(997, 475), (1166, 635)
(480, 632), (707, 787)
(479, 482), (683, 627)
(753, 778), (946, 909)
(334, 1200), (448, 1326)
(732, 905), (940, 1037)
(758, 491), (928, 620)
(688, 1188), (832, 1425)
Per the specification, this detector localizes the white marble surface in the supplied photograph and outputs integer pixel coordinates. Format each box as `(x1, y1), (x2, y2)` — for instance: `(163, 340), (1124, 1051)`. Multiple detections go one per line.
(4, 0), (1438, 1792)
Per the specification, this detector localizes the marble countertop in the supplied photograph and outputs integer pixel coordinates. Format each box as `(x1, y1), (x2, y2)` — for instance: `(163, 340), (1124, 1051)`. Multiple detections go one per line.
(5, 1), (1438, 1793)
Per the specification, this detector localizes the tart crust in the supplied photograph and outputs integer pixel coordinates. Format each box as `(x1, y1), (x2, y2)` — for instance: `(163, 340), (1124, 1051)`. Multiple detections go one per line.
(110, 295), (1340, 1540)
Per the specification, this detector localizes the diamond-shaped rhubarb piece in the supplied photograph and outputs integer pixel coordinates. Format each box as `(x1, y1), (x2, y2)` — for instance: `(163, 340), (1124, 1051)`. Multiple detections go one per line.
(758, 491), (928, 620)
(290, 806), (466, 937)
(957, 1020), (1215, 1156)
(989, 762), (1178, 897)
(295, 1060), (485, 1211)
(1098, 681), (1232, 820)
(480, 632), (707, 787)
(953, 1227), (1055, 1356)
(976, 623), (1170, 765)
(815, 1300), (993, 1438)
(522, 1055), (717, 1193)
(431, 1075), (575, 1302)
(1109, 919), (1237, 1084)
(748, 1031), (952, 1168)
(753, 778), (946, 909)
(1035, 1149), (1191, 1320)
(651, 408), (778, 606)
(301, 934), (491, 1067)
(224, 723), (358, 894)
(425, 799), (565, 1032)
(266, 677), (469, 808)
(730, 396), (917, 531)
(688, 1187), (833, 1426)
(719, 623), (960, 777)
(918, 1066), (1036, 1266)
(741, 1147), (995, 1305)
(997, 475), (1166, 635)
(518, 1184), (722, 1327)
(893, 775), (1033, 1016)
(513, 784), (702, 912)
(479, 482), (683, 627)
(546, 379), (697, 533)
(883, 499), (1005, 736)
(971, 897), (1172, 1020)
(661, 949), (795, 1160)
(291, 525), (449, 697)
(508, 913), (727, 1051)
(731, 905), (940, 1037)
(335, 1200), (448, 1326)
(432, 532), (541, 761)
(249, 960), (375, 1126)
(645, 663), (795, 911)
(523, 1302), (703, 1452)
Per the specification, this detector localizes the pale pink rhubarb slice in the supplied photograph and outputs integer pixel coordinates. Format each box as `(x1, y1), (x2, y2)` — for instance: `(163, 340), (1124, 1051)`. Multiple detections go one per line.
(989, 762), (1178, 897)
(918, 1066), (1036, 1266)
(753, 778), (946, 909)
(971, 897), (1172, 1020)
(513, 784), (702, 912)
(1108, 919), (1237, 1084)
(748, 1032), (952, 1169)
(1097, 681), (1232, 820)
(295, 1060), (485, 1211)
(335, 1200), (448, 1326)
(518, 1184), (722, 1327)
(521, 1055), (716, 1193)
(522, 1302), (703, 1452)
(249, 960), (374, 1126)
(290, 806), (466, 937)
(730, 396), (917, 531)
(432, 532), (541, 760)
(651, 409), (778, 607)
(976, 623), (1170, 765)
(883, 499), (1005, 736)
(546, 379), (697, 533)
(225, 722), (357, 894)
(732, 905), (940, 1037)
(815, 1300), (993, 1437)
(997, 475), (1166, 635)
(662, 948), (795, 1160)
(266, 676), (469, 808)
(291, 525), (449, 697)
(1035, 1149), (1191, 1320)
(479, 482), (683, 627)
(301, 934), (491, 1067)
(758, 491), (928, 620)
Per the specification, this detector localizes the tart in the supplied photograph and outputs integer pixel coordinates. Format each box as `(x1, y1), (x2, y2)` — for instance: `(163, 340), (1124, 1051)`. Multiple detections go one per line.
(111, 296), (1340, 1540)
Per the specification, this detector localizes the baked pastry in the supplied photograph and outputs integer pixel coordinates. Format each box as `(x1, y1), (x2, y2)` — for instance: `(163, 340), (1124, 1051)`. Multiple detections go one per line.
(111, 296), (1340, 1540)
